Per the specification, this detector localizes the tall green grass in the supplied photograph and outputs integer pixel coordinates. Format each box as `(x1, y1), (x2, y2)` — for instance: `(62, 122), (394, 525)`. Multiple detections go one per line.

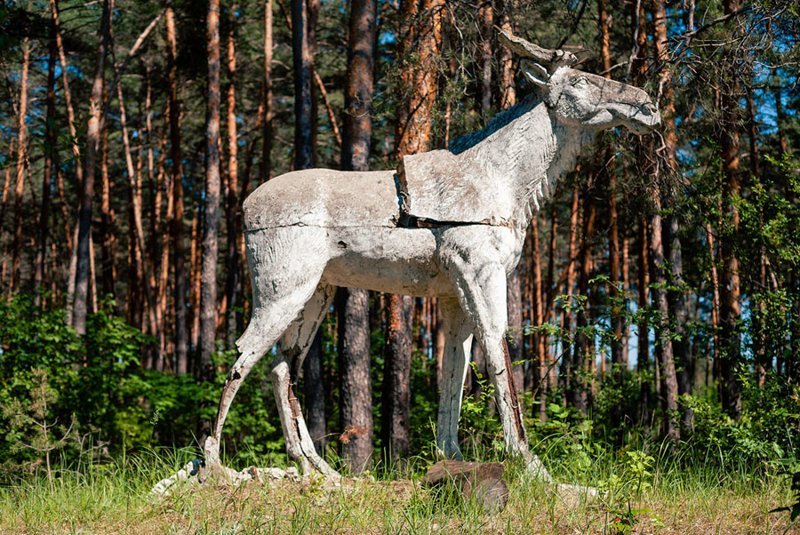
(0, 443), (794, 534)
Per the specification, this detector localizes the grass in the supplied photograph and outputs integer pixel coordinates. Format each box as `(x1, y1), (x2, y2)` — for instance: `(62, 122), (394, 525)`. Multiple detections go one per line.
(0, 447), (797, 534)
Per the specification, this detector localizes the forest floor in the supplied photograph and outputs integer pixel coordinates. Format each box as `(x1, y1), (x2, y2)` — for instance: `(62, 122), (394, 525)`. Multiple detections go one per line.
(0, 455), (796, 534)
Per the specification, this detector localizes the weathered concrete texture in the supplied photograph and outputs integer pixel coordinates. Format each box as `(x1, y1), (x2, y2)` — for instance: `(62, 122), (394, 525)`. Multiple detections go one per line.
(204, 30), (661, 496)
(244, 169), (399, 229)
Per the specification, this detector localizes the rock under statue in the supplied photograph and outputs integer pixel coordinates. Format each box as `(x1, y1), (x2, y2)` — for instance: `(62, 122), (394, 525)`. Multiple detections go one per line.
(203, 30), (661, 488)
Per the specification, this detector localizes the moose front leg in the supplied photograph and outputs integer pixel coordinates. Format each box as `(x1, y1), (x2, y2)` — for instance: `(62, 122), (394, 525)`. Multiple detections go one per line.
(442, 246), (552, 482)
(436, 297), (474, 459)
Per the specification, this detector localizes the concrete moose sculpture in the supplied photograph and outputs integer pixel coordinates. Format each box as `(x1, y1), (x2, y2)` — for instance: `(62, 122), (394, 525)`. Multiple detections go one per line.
(203, 30), (660, 485)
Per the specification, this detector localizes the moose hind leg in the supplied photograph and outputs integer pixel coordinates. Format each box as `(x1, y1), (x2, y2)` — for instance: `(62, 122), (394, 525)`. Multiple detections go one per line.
(206, 305), (300, 465)
(206, 227), (328, 465)
(271, 284), (339, 479)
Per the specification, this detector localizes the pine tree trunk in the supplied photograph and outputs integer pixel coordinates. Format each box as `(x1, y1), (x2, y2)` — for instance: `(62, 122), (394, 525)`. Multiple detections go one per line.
(0, 140), (14, 257)
(99, 104), (118, 301)
(560, 182), (580, 394)
(224, 4), (241, 345)
(165, 4), (189, 373)
(545, 203), (559, 391)
(292, 0), (315, 171)
(10, 36), (30, 293)
(35, 24), (58, 303)
(648, 192), (680, 441)
(718, 0), (743, 418)
(531, 214), (546, 420)
(51, 0), (84, 319)
(384, 0), (443, 463)
(114, 61), (159, 339)
(495, 0), (515, 110)
(572, 179), (595, 414)
(477, 0), (493, 122)
(649, 0), (681, 440)
(199, 0), (223, 378)
(338, 0), (377, 475)
(73, 0), (111, 334)
(383, 293), (413, 462)
(598, 0), (624, 369)
(636, 216), (650, 419)
(262, 0), (273, 182)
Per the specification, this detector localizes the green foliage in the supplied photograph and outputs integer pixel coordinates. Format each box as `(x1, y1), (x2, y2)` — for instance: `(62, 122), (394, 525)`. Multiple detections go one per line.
(0, 297), (285, 479)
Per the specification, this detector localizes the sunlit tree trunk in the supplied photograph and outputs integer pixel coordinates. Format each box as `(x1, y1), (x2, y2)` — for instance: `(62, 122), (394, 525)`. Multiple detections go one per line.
(224, 3), (241, 345)
(384, 0), (443, 463)
(531, 214), (546, 420)
(10, 36), (30, 293)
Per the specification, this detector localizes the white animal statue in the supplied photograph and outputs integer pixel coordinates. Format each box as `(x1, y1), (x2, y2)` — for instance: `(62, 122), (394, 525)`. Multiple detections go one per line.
(202, 31), (660, 484)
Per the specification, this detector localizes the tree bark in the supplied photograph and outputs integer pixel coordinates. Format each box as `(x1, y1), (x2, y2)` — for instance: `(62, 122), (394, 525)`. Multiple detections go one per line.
(261, 0), (274, 183)
(495, 0), (515, 110)
(224, 3), (241, 345)
(10, 36), (30, 293)
(530, 214), (546, 420)
(0, 140), (15, 258)
(50, 0), (84, 319)
(598, 0), (624, 369)
(165, 3), (188, 373)
(338, 0), (377, 475)
(73, 0), (111, 334)
(572, 179), (596, 414)
(649, 0), (681, 440)
(199, 0), (223, 378)
(35, 23), (58, 303)
(99, 102), (116, 301)
(647, 190), (680, 441)
(477, 0), (493, 122)
(338, 288), (373, 473)
(292, 0), (315, 171)
(559, 181), (580, 394)
(384, 0), (443, 463)
(383, 293), (413, 462)
(718, 0), (743, 418)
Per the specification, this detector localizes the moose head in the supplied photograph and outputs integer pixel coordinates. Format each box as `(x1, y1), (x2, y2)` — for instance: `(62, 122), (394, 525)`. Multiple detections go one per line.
(499, 30), (661, 134)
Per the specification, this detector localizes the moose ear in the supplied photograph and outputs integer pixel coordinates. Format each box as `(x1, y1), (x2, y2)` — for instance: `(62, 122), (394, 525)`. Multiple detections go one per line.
(521, 59), (550, 91)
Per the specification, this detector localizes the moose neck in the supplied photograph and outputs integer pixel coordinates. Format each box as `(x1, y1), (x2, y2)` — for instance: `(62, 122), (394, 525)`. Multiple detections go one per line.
(458, 99), (590, 232)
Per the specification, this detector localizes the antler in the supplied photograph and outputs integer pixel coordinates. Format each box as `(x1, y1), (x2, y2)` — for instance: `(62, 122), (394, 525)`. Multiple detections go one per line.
(497, 28), (578, 68)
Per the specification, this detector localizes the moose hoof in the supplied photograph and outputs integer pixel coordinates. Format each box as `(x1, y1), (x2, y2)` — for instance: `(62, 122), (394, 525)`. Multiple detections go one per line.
(555, 482), (599, 507)
(203, 436), (221, 466)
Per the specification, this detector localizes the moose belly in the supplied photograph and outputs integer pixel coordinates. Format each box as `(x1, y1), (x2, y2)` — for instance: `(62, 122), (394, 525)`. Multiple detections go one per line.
(321, 227), (453, 296)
